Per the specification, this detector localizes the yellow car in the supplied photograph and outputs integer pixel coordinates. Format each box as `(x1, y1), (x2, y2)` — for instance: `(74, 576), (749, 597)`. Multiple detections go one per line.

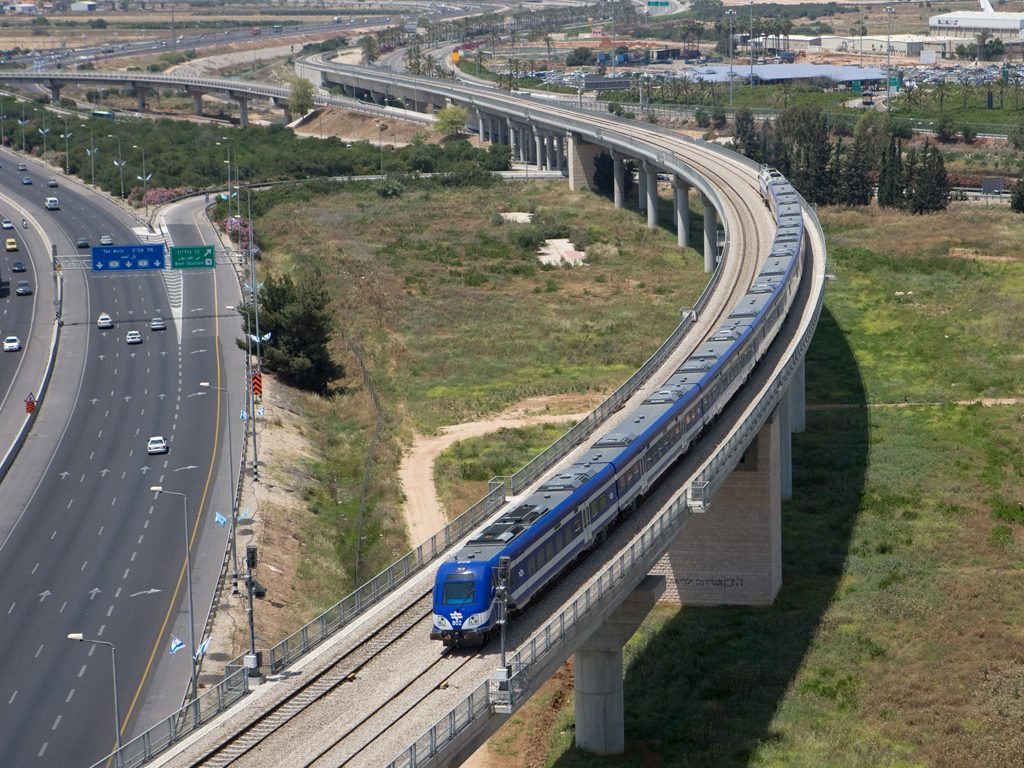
(4, 238), (17, 252)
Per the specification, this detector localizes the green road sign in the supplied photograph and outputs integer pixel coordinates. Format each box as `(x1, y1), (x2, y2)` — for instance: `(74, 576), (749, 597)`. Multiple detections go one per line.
(852, 80), (862, 93)
(170, 245), (215, 269)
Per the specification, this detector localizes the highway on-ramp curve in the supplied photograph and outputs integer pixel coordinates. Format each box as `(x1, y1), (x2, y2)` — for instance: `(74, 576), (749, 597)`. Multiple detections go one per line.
(0, 164), (237, 768)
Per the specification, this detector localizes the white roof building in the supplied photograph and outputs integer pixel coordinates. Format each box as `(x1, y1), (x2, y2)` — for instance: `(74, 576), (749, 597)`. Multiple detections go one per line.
(929, 10), (1024, 39)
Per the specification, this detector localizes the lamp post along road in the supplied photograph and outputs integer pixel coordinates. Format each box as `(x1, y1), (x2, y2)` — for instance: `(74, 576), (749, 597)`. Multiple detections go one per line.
(149, 487), (199, 701)
(885, 6), (896, 112)
(201, 382), (239, 593)
(109, 134), (124, 198)
(726, 10), (736, 108)
(67, 634), (121, 767)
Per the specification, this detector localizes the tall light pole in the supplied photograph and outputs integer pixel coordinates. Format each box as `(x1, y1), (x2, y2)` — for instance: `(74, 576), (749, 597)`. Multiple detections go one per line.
(67, 634), (121, 767)
(1, 112), (7, 149)
(84, 124), (98, 186)
(61, 128), (71, 174)
(133, 144), (152, 217)
(19, 105), (26, 152)
(149, 486), (199, 702)
(109, 133), (124, 198)
(885, 6), (896, 112)
(38, 125), (50, 155)
(749, 0), (754, 83)
(726, 10), (736, 108)
(200, 381), (239, 594)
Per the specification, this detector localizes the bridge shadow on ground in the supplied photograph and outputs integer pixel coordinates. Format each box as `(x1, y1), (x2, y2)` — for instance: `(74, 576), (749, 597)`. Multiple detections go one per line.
(552, 306), (868, 767)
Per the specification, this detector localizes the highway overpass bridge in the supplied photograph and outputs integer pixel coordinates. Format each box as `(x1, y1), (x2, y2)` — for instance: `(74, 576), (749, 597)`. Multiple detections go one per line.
(0, 64), (827, 768)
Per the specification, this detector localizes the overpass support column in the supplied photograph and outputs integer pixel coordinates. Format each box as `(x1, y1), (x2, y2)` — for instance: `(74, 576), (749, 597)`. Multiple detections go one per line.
(50, 84), (62, 105)
(637, 165), (647, 211)
(236, 97), (249, 127)
(508, 120), (519, 161)
(555, 134), (565, 173)
(789, 359), (806, 434)
(534, 130), (544, 171)
(566, 133), (601, 192)
(136, 88), (148, 113)
(644, 162), (658, 229)
(612, 151), (625, 209)
(575, 575), (665, 755)
(651, 410), (782, 605)
(674, 176), (690, 248)
(546, 135), (557, 171)
(701, 191), (717, 272)
(779, 389), (793, 501)
(192, 92), (204, 117)
(476, 110), (485, 142)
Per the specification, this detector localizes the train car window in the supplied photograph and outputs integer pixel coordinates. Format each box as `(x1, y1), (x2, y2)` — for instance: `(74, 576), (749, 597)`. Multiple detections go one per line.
(442, 577), (476, 606)
(573, 516), (583, 534)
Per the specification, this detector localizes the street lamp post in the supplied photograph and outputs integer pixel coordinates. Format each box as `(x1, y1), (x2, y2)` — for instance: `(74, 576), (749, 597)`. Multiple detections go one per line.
(67, 634), (121, 767)
(200, 382), (239, 594)
(885, 6), (896, 112)
(133, 144), (152, 217)
(85, 125), (98, 186)
(0, 113), (6, 149)
(726, 10), (736, 108)
(19, 105), (26, 152)
(38, 126), (50, 155)
(149, 486), (199, 702)
(749, 0), (754, 82)
(109, 134), (124, 198)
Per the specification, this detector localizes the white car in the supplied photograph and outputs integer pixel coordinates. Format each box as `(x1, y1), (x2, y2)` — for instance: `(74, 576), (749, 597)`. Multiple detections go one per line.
(146, 436), (168, 455)
(126, 330), (142, 345)
(100, 234), (113, 245)
(3, 336), (21, 352)
(1, 219), (12, 230)
(96, 312), (113, 329)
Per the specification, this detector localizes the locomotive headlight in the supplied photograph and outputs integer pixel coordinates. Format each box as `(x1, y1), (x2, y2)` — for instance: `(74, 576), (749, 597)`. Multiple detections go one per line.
(464, 613), (481, 628)
(433, 614), (452, 630)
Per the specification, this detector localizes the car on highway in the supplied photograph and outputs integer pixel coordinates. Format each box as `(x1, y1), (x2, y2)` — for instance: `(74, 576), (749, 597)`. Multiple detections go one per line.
(1, 219), (12, 229)
(146, 436), (168, 454)
(46, 178), (58, 187)
(10, 260), (25, 272)
(3, 336), (21, 352)
(76, 237), (89, 249)
(5, 238), (17, 252)
(15, 280), (31, 295)
(21, 176), (31, 185)
(100, 234), (113, 245)
(45, 197), (59, 210)
(149, 316), (166, 331)
(126, 330), (143, 345)
(96, 312), (113, 329)
(16, 162), (26, 171)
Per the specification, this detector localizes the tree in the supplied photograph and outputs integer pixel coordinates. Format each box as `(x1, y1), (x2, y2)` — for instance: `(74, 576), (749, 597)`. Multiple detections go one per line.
(934, 112), (957, 143)
(777, 104), (834, 205)
(906, 140), (950, 214)
(877, 137), (902, 208)
(565, 47), (595, 66)
(242, 271), (343, 395)
(835, 131), (873, 206)
(359, 35), (379, 64)
(288, 77), (315, 117)
(434, 105), (467, 137)
(1010, 164), (1024, 213)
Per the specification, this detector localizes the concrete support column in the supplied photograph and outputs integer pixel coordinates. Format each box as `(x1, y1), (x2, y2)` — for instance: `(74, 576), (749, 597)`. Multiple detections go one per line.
(779, 395), (793, 501)
(237, 97), (249, 127)
(555, 134), (565, 173)
(477, 110), (485, 142)
(566, 133), (601, 192)
(637, 165), (647, 211)
(674, 177), (690, 248)
(790, 359), (806, 434)
(192, 92), (204, 117)
(644, 162), (658, 229)
(508, 120), (518, 161)
(136, 89), (147, 112)
(701, 191), (717, 272)
(534, 130), (543, 171)
(575, 576), (665, 755)
(612, 152), (625, 209)
(546, 135), (557, 171)
(50, 85), (62, 105)
(651, 410), (782, 605)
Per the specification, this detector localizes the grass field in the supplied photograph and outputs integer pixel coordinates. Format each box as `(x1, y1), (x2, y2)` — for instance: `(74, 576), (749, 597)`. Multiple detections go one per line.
(430, 201), (1024, 767)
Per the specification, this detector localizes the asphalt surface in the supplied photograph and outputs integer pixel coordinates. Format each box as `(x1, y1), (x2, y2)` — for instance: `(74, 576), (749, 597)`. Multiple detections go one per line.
(0, 156), (245, 767)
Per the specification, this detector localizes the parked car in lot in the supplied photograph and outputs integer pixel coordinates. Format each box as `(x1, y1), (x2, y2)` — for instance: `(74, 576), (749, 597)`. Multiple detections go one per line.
(96, 312), (113, 329)
(3, 336), (21, 352)
(15, 280), (31, 295)
(126, 330), (143, 345)
(149, 316), (166, 331)
(146, 436), (168, 454)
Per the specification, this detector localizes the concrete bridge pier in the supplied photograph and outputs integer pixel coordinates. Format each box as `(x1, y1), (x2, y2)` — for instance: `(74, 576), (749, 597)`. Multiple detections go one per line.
(508, 119), (518, 161)
(574, 575), (665, 755)
(546, 135), (557, 172)
(701, 191), (717, 272)
(534, 130), (543, 171)
(644, 161), (658, 229)
(566, 133), (600, 192)
(191, 92), (204, 117)
(779, 386), (793, 501)
(555, 135), (565, 174)
(236, 96), (249, 127)
(49, 84), (62, 105)
(611, 150), (625, 209)
(790, 359), (806, 434)
(476, 109), (485, 142)
(653, 409), (782, 605)
(674, 176), (690, 248)
(637, 165), (647, 211)
(135, 87), (148, 113)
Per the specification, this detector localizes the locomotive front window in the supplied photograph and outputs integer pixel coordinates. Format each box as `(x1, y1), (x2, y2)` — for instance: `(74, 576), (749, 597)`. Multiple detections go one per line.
(442, 577), (475, 605)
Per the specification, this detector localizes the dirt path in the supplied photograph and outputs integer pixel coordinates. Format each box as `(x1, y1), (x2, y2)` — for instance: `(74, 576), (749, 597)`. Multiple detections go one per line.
(399, 395), (596, 545)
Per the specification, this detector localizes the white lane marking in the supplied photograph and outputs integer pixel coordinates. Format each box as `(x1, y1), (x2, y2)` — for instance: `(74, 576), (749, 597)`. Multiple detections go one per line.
(51, 715), (61, 730)
(130, 552), (136, 563)
(50, 530), (57, 540)
(106, 605), (114, 617)
(87, 645), (95, 657)
(96, 625), (105, 637)
(137, 535), (143, 544)
(37, 742), (47, 757)
(59, 601), (66, 614)
(65, 689), (74, 703)
(78, 665), (87, 678)
(110, 497), (117, 506)
(6, 602), (14, 615)
(66, 499), (73, 510)
(31, 562), (38, 574)
(114, 587), (121, 598)
(122, 569), (130, 580)
(81, 561), (88, 571)
(97, 430), (102, 439)
(98, 526), (104, 537)
(34, 645), (43, 659)
(8, 690), (17, 704)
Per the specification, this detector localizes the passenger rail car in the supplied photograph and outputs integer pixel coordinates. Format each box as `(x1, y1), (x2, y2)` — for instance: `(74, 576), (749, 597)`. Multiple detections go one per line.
(432, 167), (806, 646)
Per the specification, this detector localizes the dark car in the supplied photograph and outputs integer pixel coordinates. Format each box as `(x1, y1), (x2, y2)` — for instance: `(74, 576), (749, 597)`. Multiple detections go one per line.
(10, 261), (25, 272)
(76, 237), (89, 249)
(15, 280), (32, 295)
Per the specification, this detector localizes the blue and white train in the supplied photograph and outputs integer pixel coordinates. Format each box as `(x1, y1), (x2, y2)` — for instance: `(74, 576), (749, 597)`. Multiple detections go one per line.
(431, 167), (806, 646)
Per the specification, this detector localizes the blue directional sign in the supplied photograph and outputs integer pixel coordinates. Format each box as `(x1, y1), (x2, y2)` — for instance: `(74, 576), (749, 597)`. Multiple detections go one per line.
(91, 244), (166, 272)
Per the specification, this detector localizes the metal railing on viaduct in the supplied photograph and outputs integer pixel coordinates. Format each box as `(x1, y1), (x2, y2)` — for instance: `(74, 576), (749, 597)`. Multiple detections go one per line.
(0, 62), (827, 768)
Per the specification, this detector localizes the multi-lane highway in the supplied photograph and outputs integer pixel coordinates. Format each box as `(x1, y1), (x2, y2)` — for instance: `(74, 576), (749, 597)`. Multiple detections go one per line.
(0, 159), (244, 767)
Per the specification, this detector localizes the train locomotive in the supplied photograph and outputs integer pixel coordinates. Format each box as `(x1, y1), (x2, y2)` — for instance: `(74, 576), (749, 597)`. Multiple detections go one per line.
(431, 167), (806, 647)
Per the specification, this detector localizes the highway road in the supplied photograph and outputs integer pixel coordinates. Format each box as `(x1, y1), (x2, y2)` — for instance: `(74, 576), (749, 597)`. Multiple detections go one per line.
(0, 159), (243, 767)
